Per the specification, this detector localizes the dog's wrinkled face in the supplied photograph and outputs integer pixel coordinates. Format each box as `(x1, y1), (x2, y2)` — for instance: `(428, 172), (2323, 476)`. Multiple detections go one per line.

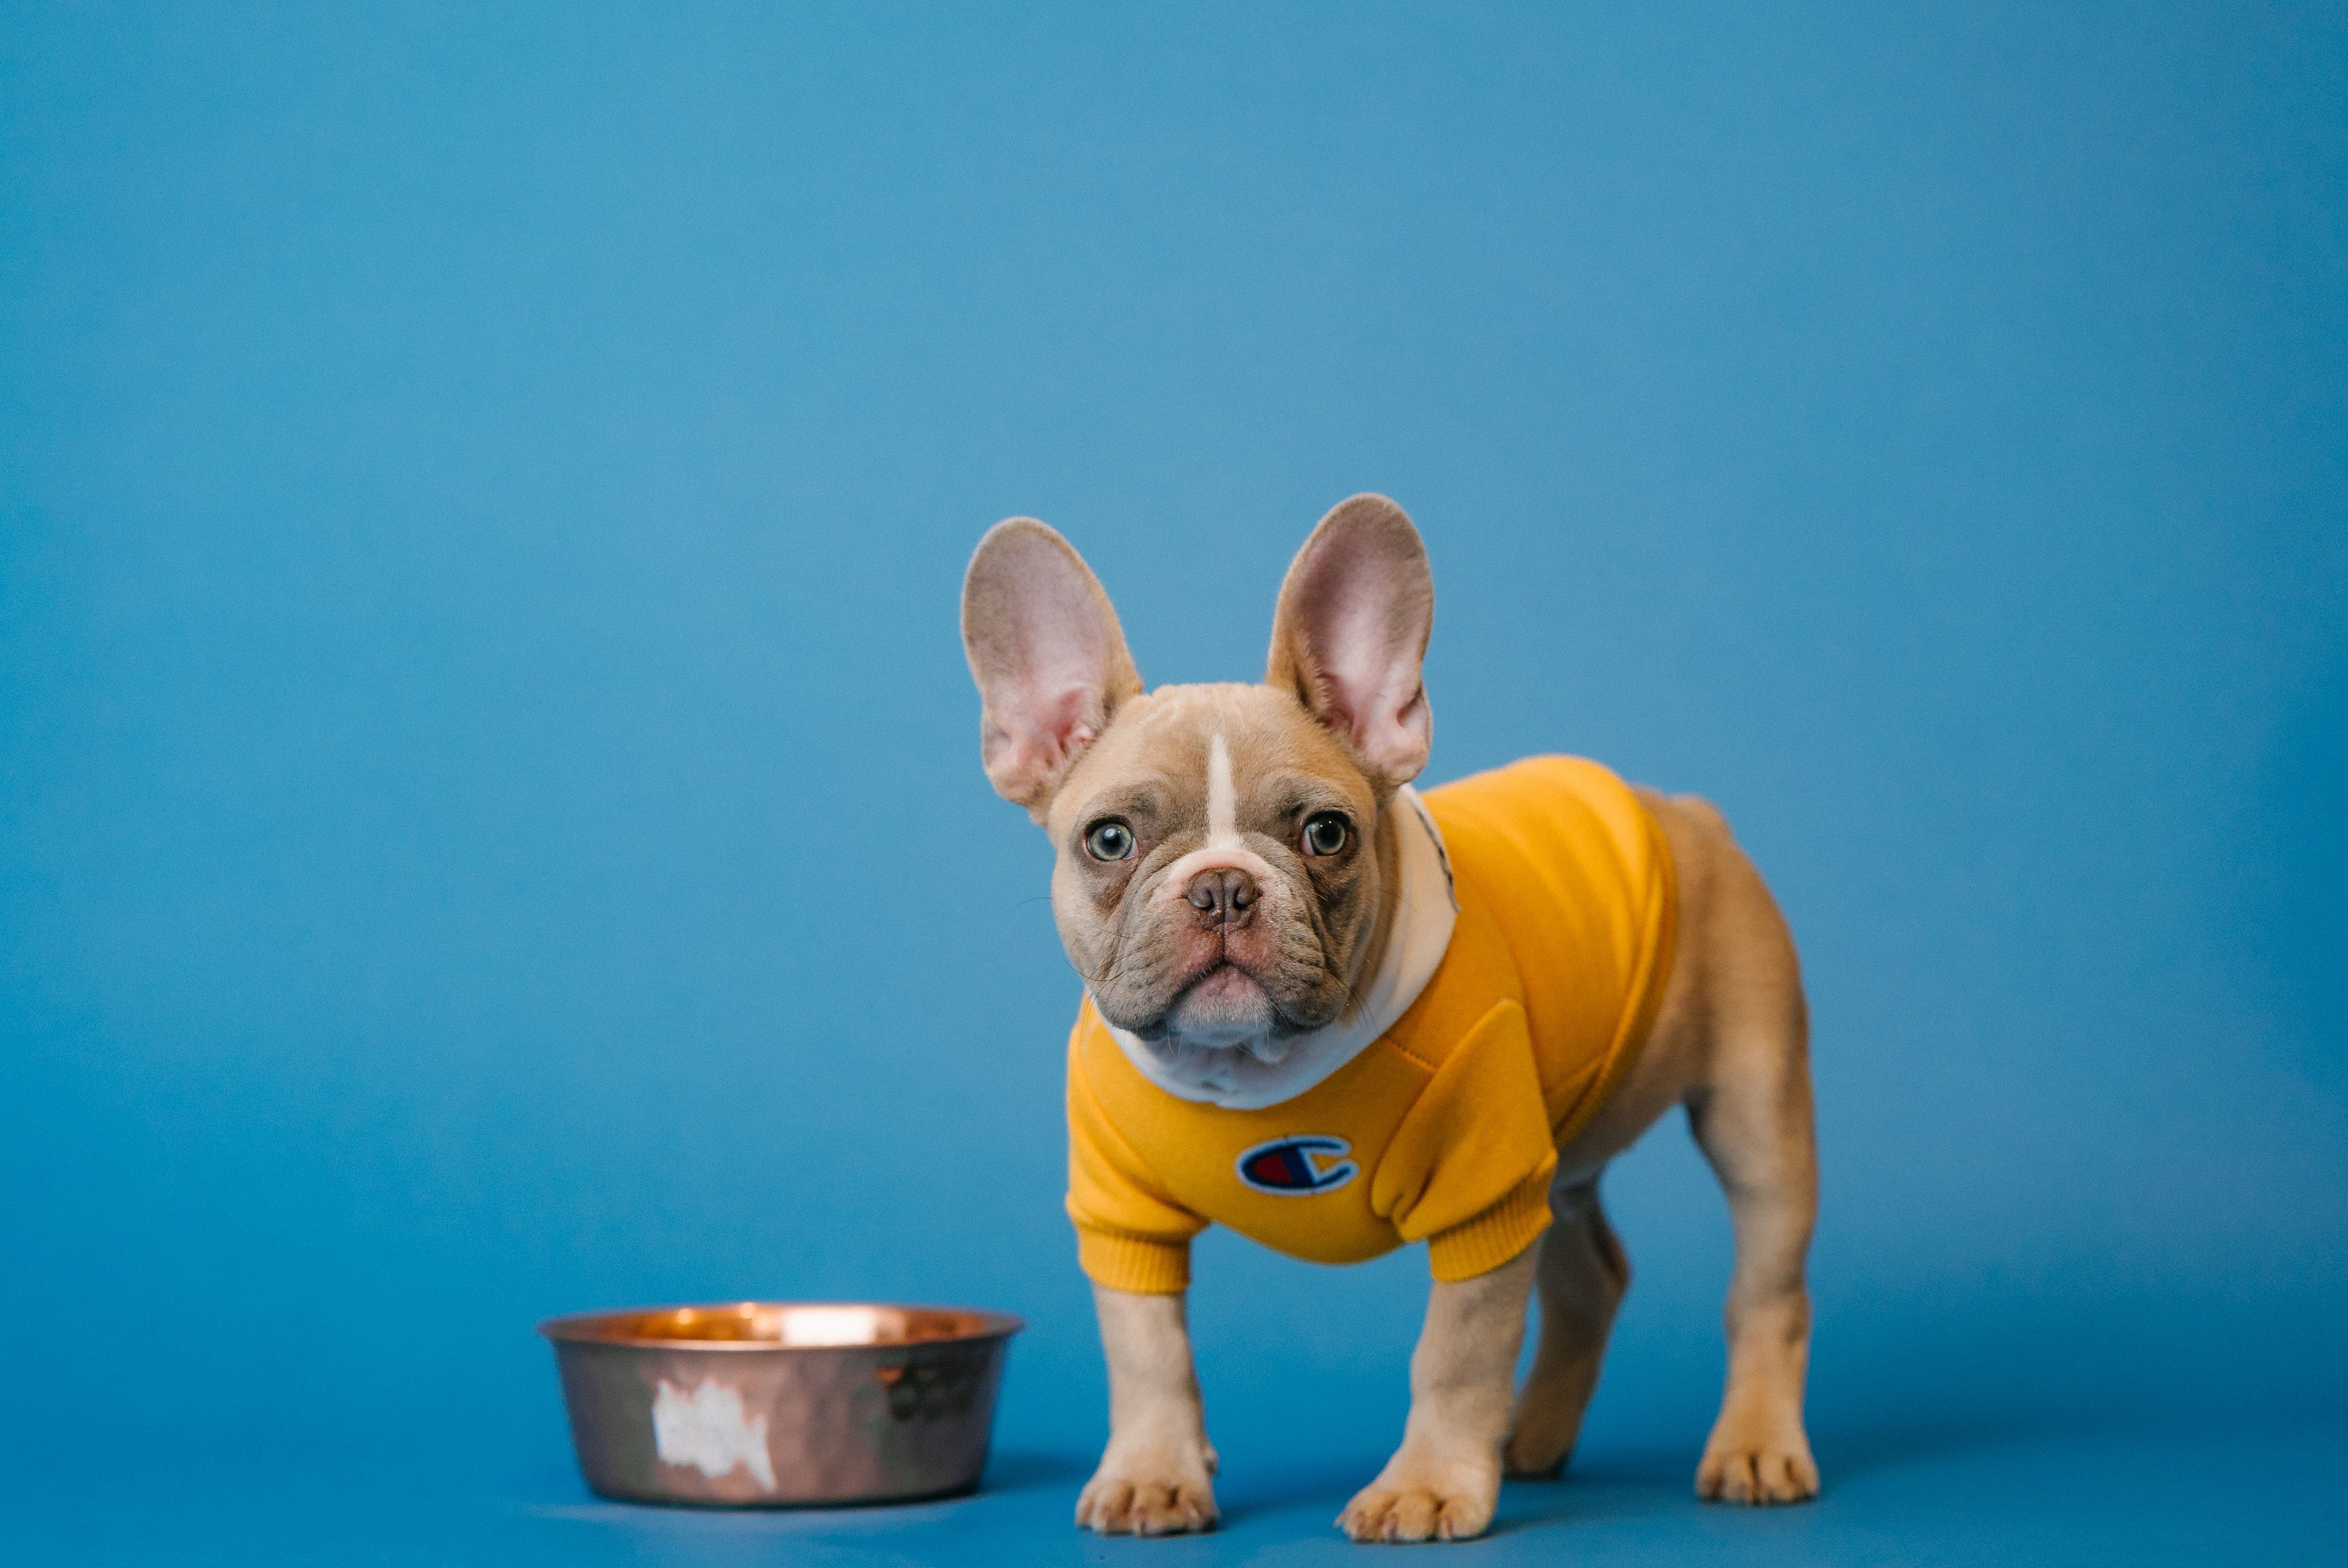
(962, 495), (1435, 1061)
(1046, 683), (1381, 1050)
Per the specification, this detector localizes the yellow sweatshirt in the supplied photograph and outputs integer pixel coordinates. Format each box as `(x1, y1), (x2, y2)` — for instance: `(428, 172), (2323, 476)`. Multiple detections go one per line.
(1065, 756), (1678, 1293)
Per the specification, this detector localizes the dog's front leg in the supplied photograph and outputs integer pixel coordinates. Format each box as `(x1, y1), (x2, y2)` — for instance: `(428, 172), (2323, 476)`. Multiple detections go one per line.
(1076, 1284), (1219, 1535)
(1338, 1247), (1537, 1543)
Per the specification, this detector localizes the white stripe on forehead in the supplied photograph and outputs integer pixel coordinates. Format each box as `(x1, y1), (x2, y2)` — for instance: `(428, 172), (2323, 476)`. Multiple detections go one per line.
(1205, 731), (1240, 850)
(1146, 723), (1280, 909)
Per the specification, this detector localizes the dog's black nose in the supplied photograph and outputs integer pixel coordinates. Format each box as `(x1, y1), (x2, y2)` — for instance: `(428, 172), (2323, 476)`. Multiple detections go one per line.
(1185, 868), (1259, 922)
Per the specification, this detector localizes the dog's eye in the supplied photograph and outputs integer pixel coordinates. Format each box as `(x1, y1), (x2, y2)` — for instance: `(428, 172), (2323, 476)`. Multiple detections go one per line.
(1084, 820), (1135, 862)
(1302, 812), (1350, 857)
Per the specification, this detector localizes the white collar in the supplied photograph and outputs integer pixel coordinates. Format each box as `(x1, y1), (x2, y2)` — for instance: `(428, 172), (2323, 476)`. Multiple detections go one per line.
(1095, 785), (1459, 1111)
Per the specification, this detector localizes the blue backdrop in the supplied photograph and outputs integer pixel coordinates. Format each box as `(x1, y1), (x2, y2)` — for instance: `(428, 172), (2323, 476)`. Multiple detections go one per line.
(4, 4), (2342, 1563)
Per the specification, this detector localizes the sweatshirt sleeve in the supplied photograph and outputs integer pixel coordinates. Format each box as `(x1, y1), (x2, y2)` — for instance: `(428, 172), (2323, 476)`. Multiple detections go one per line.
(1371, 998), (1557, 1281)
(1066, 1036), (1209, 1293)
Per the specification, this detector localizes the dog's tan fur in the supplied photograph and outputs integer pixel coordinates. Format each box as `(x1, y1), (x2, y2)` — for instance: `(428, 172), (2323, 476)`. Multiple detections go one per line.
(961, 498), (1819, 1543)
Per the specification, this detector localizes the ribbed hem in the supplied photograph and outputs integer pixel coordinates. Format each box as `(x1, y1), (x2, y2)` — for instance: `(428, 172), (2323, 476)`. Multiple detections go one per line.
(1426, 1172), (1553, 1282)
(1077, 1229), (1192, 1294)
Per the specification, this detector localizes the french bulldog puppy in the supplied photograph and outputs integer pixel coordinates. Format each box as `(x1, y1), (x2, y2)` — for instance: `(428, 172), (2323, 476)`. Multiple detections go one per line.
(960, 496), (1819, 1543)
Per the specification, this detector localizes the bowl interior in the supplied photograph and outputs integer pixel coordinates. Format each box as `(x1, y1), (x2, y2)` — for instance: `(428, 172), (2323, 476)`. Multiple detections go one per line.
(540, 1301), (1019, 1350)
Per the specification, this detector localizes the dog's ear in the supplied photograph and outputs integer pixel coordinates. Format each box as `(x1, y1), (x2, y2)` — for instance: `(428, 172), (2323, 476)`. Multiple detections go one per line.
(961, 518), (1144, 817)
(1266, 494), (1433, 791)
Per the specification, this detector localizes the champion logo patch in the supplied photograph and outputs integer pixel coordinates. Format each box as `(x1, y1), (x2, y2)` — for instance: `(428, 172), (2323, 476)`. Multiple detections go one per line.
(1235, 1136), (1359, 1195)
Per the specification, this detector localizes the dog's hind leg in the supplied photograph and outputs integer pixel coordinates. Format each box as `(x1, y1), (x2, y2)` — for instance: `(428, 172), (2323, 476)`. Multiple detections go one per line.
(1502, 1175), (1631, 1478)
(1682, 829), (1821, 1505)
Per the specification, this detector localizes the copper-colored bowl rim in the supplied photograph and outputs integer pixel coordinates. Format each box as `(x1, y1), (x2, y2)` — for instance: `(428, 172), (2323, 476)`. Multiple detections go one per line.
(536, 1300), (1026, 1352)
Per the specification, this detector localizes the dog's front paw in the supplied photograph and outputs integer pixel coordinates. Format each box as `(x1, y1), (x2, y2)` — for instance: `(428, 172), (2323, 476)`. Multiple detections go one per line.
(1336, 1458), (1499, 1544)
(1075, 1438), (1219, 1536)
(1695, 1417), (1820, 1505)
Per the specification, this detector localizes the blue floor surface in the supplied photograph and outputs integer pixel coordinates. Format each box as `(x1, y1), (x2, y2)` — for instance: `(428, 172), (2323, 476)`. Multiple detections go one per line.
(13, 1420), (2341, 1565)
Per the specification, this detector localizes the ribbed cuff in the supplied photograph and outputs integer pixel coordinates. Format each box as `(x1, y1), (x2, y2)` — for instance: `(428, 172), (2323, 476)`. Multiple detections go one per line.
(1077, 1229), (1192, 1294)
(1426, 1172), (1553, 1282)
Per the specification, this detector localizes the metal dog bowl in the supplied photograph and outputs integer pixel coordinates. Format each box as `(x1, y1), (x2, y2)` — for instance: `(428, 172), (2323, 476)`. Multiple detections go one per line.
(540, 1301), (1022, 1507)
